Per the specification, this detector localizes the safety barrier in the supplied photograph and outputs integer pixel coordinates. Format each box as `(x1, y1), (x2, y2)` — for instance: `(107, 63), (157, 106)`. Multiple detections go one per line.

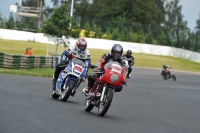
(1, 29), (200, 63)
(0, 52), (53, 69)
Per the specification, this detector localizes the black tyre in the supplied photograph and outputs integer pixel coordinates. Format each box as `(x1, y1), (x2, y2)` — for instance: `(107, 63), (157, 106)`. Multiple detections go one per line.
(51, 89), (60, 99)
(172, 74), (176, 81)
(163, 76), (167, 80)
(98, 88), (113, 117)
(61, 80), (75, 102)
(84, 98), (94, 112)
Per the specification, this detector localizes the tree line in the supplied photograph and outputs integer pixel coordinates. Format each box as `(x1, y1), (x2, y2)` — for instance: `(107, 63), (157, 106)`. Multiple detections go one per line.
(0, 0), (199, 52)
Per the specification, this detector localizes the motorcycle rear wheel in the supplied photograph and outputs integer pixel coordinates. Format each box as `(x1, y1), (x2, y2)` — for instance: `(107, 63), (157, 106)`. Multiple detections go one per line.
(61, 80), (75, 102)
(98, 88), (113, 117)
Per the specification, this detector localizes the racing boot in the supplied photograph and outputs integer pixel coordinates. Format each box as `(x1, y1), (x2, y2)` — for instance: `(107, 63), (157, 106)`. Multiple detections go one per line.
(70, 89), (76, 97)
(52, 78), (56, 90)
(82, 86), (90, 95)
(126, 75), (130, 79)
(127, 69), (132, 78)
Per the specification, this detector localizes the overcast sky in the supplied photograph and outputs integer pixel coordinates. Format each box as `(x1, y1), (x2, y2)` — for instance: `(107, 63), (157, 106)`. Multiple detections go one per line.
(0, 0), (199, 29)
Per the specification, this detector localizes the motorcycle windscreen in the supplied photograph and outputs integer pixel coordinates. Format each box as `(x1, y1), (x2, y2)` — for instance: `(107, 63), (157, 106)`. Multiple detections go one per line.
(72, 58), (85, 67)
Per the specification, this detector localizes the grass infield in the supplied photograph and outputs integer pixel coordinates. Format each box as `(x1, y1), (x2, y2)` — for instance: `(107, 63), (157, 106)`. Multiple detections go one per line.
(0, 39), (200, 77)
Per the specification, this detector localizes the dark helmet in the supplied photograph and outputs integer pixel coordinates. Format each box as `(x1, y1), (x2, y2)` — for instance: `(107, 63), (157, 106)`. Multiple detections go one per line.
(163, 63), (167, 68)
(76, 37), (87, 52)
(127, 50), (132, 57)
(111, 44), (123, 60)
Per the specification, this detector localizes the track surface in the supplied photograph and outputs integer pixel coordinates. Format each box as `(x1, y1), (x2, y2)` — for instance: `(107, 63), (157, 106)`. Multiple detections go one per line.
(0, 68), (200, 133)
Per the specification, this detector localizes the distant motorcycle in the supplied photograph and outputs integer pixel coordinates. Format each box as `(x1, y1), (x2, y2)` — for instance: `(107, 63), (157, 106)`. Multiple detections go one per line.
(51, 56), (90, 101)
(84, 61), (126, 117)
(160, 67), (176, 81)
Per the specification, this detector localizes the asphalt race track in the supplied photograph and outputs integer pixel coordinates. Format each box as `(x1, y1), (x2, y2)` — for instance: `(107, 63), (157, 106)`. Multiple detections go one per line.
(0, 67), (200, 133)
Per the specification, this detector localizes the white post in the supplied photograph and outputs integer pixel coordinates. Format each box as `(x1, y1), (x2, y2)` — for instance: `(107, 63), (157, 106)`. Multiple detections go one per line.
(69, 0), (74, 28)
(14, 13), (16, 29)
(70, 0), (74, 17)
(20, 0), (22, 7)
(46, 36), (49, 56)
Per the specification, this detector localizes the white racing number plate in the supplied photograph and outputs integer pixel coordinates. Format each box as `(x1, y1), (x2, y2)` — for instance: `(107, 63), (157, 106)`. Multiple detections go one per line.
(74, 65), (83, 73)
(111, 64), (122, 73)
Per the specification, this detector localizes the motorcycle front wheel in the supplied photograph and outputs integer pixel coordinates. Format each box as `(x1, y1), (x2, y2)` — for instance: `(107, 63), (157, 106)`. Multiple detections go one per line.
(98, 87), (113, 117)
(61, 80), (75, 102)
(172, 74), (176, 81)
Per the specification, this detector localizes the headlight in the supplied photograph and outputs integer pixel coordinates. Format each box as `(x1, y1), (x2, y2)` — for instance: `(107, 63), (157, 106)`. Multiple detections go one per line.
(110, 74), (119, 82)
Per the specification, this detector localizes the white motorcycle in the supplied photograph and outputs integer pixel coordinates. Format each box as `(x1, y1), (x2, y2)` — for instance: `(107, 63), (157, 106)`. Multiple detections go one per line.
(52, 56), (90, 101)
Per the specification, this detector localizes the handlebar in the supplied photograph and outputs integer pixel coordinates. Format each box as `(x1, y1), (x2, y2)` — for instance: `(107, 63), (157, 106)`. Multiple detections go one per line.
(90, 64), (97, 69)
(123, 57), (132, 61)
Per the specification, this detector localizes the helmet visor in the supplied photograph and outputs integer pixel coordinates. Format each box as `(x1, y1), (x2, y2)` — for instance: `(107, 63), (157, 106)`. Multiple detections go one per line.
(114, 52), (121, 57)
(78, 45), (86, 51)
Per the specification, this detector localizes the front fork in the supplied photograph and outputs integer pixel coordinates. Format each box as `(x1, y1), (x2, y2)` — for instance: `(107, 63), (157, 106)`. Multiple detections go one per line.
(100, 85), (106, 102)
(100, 84), (114, 102)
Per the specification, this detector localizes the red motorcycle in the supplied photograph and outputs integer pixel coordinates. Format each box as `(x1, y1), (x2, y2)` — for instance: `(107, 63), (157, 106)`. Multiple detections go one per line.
(160, 68), (176, 81)
(84, 61), (126, 117)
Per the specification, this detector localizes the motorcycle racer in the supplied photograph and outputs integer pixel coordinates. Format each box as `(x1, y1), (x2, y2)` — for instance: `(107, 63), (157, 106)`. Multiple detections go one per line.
(82, 44), (127, 95)
(122, 50), (134, 78)
(52, 37), (91, 90)
(161, 64), (170, 76)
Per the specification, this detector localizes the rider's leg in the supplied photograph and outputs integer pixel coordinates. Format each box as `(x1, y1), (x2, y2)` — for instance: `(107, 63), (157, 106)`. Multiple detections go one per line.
(52, 62), (66, 89)
(127, 66), (132, 78)
(83, 73), (96, 94)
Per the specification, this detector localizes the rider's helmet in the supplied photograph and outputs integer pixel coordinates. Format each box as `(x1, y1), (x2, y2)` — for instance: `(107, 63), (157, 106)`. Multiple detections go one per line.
(111, 44), (123, 60)
(76, 37), (87, 52)
(163, 64), (167, 69)
(127, 50), (132, 57)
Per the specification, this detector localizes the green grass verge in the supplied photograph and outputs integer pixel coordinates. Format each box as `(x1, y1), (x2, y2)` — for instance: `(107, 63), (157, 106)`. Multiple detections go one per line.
(0, 38), (200, 78)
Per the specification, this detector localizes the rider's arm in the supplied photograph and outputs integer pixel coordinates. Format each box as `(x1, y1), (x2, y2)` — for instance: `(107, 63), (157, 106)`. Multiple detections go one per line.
(130, 56), (135, 65)
(98, 53), (110, 69)
(121, 58), (126, 67)
(85, 49), (91, 68)
(60, 47), (72, 63)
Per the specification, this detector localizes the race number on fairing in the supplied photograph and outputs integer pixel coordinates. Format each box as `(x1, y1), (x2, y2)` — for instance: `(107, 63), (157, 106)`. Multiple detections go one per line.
(74, 65), (83, 73)
(111, 64), (122, 73)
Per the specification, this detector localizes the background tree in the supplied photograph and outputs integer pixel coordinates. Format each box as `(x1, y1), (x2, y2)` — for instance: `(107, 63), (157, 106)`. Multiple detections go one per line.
(73, 0), (166, 44)
(196, 14), (200, 30)
(43, 6), (53, 19)
(42, 4), (79, 38)
(51, 0), (59, 8)
(164, 0), (188, 48)
(0, 13), (7, 28)
(42, 4), (79, 51)
(7, 13), (15, 29)
(83, 22), (91, 37)
(21, 0), (45, 7)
